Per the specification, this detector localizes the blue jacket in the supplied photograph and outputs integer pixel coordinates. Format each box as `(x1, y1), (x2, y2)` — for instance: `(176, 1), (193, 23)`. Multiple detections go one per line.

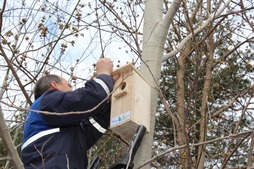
(21, 74), (114, 169)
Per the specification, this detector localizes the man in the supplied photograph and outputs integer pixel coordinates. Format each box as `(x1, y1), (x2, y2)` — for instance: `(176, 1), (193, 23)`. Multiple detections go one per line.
(21, 57), (118, 169)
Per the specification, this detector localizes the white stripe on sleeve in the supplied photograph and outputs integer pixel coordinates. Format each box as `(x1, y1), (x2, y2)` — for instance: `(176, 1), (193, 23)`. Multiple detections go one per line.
(89, 117), (107, 133)
(21, 128), (60, 150)
(94, 78), (110, 96)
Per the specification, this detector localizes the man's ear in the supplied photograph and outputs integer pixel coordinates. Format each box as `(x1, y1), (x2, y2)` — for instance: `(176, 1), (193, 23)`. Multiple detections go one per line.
(50, 81), (59, 90)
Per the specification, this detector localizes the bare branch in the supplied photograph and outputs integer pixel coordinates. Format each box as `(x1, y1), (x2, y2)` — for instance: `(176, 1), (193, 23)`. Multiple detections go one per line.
(136, 130), (253, 169)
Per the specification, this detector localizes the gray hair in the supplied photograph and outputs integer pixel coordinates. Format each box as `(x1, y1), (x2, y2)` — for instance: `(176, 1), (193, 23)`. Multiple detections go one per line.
(34, 74), (61, 99)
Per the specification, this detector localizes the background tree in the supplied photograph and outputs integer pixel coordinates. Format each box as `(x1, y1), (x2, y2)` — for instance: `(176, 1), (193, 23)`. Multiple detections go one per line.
(1, 0), (254, 169)
(150, 0), (254, 168)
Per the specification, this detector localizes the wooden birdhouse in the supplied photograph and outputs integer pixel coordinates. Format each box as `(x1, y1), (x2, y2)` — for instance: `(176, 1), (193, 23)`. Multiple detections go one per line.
(110, 63), (151, 141)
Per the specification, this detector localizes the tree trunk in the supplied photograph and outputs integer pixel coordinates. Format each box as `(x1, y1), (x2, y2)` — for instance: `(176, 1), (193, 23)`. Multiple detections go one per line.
(0, 107), (24, 169)
(134, 0), (182, 168)
(134, 0), (163, 168)
(175, 46), (192, 169)
(197, 1), (214, 167)
(197, 37), (214, 168)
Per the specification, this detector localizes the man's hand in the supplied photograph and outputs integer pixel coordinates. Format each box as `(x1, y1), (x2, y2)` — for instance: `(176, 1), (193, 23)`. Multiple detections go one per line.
(96, 57), (113, 76)
(112, 73), (120, 82)
(96, 57), (120, 82)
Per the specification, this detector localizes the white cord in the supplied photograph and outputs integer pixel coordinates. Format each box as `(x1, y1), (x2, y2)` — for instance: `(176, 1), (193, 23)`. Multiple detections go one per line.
(126, 139), (134, 169)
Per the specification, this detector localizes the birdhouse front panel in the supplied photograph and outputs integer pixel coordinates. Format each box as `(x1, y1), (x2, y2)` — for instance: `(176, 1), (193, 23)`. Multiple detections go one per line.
(110, 63), (151, 141)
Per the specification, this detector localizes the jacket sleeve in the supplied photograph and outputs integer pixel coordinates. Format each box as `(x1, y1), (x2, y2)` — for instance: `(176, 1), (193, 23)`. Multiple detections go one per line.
(80, 102), (111, 149)
(40, 74), (114, 126)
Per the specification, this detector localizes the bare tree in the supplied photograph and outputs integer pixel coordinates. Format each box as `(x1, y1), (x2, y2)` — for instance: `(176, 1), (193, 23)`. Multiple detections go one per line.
(135, 0), (254, 168)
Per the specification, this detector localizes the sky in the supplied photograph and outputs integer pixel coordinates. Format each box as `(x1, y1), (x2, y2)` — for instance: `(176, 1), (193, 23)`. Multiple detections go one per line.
(0, 0), (142, 124)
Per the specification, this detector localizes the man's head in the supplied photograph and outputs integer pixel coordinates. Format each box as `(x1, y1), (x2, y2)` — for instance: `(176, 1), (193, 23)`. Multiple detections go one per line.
(34, 75), (72, 99)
